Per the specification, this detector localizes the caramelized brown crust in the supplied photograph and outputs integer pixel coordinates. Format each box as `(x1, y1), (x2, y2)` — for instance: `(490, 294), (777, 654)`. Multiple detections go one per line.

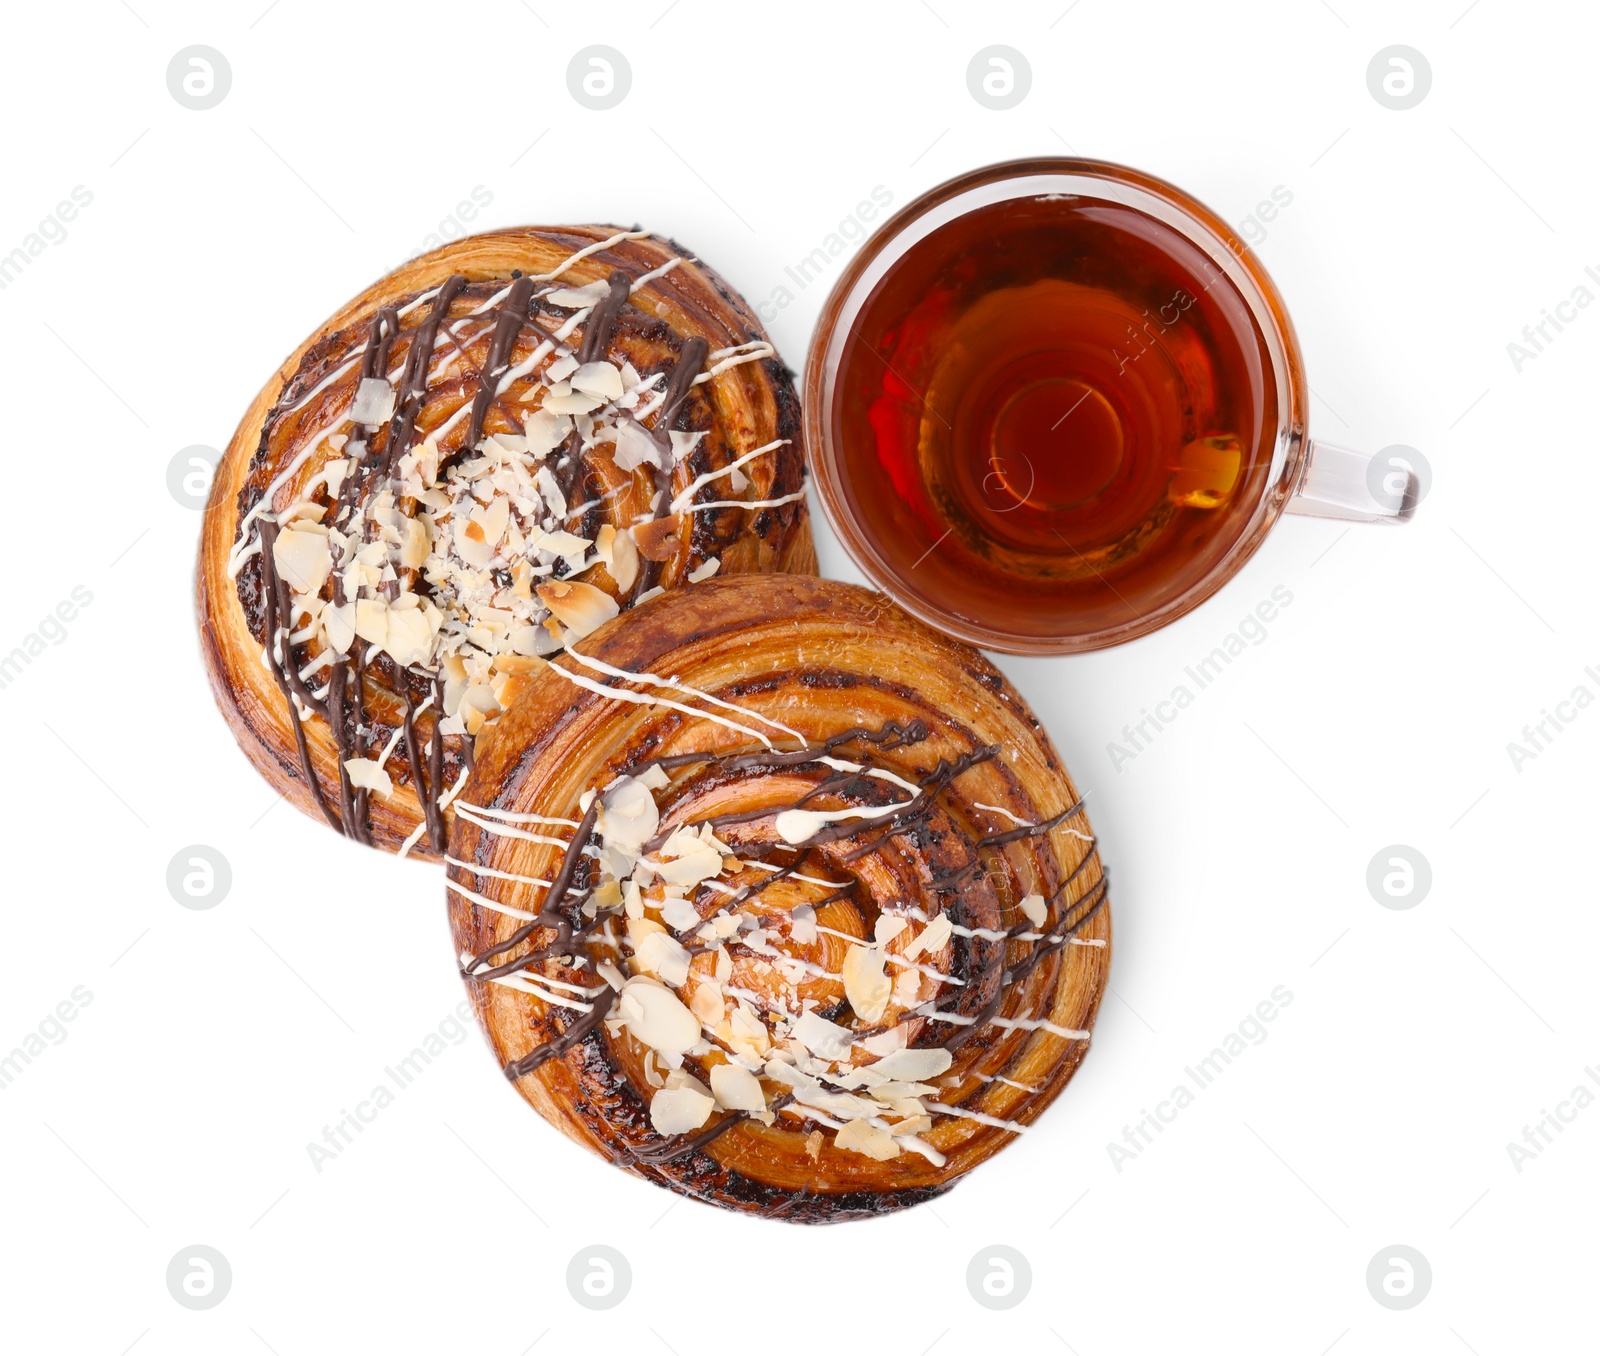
(197, 227), (813, 857)
(448, 575), (1108, 1223)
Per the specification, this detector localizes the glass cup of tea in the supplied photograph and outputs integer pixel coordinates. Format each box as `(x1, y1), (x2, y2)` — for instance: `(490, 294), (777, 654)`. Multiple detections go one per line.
(804, 157), (1418, 655)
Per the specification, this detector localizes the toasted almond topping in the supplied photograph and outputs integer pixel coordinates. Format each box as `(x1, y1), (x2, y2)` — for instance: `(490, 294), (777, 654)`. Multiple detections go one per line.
(632, 518), (680, 562)
(571, 361), (624, 400)
(598, 776), (659, 852)
(710, 1062), (767, 1113)
(689, 979), (724, 1025)
(649, 1084), (715, 1136)
(353, 598), (388, 647)
(350, 376), (395, 424)
(343, 757), (393, 798)
(272, 527), (332, 595)
(805, 1129), (824, 1161)
(834, 1118), (900, 1161)
(617, 978), (700, 1055)
(905, 912), (953, 960)
(612, 420), (661, 472)
(868, 1047), (953, 1082)
(1019, 892), (1048, 927)
(535, 580), (618, 640)
(843, 944), (892, 1025)
(324, 603), (356, 654)
(609, 524), (640, 590)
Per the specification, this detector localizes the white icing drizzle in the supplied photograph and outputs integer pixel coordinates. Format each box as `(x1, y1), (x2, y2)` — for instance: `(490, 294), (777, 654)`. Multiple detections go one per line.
(437, 766), (470, 811)
(445, 876), (536, 921)
(668, 439), (787, 513)
(683, 491), (806, 514)
(553, 647), (803, 746)
(922, 1101), (1030, 1133)
(974, 801), (1033, 827)
(890, 901), (1104, 946)
(397, 820), (429, 859)
(628, 256), (684, 291)
(454, 802), (581, 828)
(921, 1011), (1091, 1040)
(453, 804), (571, 848)
(528, 228), (652, 281)
(970, 1071), (1042, 1094)
(480, 971), (597, 1011)
(443, 855), (553, 889)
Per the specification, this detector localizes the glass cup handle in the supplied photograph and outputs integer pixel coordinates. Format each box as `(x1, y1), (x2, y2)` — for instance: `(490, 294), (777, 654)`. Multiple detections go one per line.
(1284, 438), (1418, 523)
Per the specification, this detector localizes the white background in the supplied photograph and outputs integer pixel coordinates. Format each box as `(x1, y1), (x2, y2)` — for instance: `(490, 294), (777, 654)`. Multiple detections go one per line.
(1, 0), (1594, 1351)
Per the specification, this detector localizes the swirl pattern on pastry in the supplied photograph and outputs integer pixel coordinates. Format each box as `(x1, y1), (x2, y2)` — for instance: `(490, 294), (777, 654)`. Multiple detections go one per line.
(197, 227), (813, 858)
(447, 575), (1108, 1223)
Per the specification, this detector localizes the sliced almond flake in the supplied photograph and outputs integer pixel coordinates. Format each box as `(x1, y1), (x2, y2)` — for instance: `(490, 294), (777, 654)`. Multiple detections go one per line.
(598, 775), (659, 851)
(892, 968), (923, 1004)
(523, 407), (571, 456)
(649, 1084), (714, 1135)
(536, 580), (618, 640)
(272, 527), (332, 595)
(321, 458), (351, 497)
(834, 1118), (900, 1161)
(544, 389), (604, 416)
(788, 905), (818, 945)
(571, 361), (624, 400)
(471, 495), (511, 551)
(634, 930), (693, 987)
(874, 914), (909, 946)
(805, 1129), (824, 1160)
(857, 1026), (909, 1057)
(350, 376), (395, 425)
(531, 527), (590, 557)
(618, 978), (700, 1055)
(534, 465), (567, 518)
(867, 1047), (952, 1082)
(660, 896), (700, 931)
(323, 603), (356, 654)
(623, 880), (645, 920)
(710, 1062), (767, 1113)
(398, 516), (429, 570)
(632, 519), (680, 563)
(344, 757), (393, 798)
(384, 605), (436, 666)
(668, 430), (705, 462)
(1019, 893), (1048, 927)
(546, 283), (610, 309)
(791, 1010), (853, 1062)
(608, 524), (639, 590)
(354, 598), (388, 647)
(689, 979), (724, 1025)
(843, 945), (891, 1025)
(686, 556), (720, 583)
(653, 842), (722, 888)
(611, 420), (660, 472)
(905, 912), (954, 959)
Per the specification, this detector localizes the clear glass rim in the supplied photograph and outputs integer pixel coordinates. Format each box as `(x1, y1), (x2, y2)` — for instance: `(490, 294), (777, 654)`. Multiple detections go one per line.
(802, 155), (1309, 656)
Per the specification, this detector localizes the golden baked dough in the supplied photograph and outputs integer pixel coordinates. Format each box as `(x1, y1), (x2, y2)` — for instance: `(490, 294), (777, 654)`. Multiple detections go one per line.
(448, 575), (1108, 1222)
(197, 227), (813, 857)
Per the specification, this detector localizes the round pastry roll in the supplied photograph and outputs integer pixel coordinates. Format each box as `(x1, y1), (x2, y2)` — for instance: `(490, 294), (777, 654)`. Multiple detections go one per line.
(197, 227), (813, 858)
(447, 575), (1108, 1222)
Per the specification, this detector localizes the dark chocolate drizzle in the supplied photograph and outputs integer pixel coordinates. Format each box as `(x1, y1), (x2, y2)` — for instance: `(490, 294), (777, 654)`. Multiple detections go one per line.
(239, 257), (739, 851)
(459, 706), (1104, 1206)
